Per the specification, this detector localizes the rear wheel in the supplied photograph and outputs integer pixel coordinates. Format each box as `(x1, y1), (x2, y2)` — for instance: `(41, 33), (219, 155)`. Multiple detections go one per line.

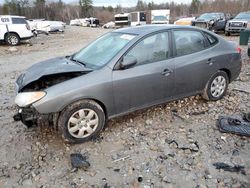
(58, 100), (105, 144)
(5, 33), (20, 46)
(202, 71), (229, 101)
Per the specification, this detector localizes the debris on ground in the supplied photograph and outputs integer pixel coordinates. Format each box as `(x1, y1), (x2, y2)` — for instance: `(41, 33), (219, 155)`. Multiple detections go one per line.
(70, 153), (90, 170)
(217, 116), (250, 136)
(213, 162), (246, 175)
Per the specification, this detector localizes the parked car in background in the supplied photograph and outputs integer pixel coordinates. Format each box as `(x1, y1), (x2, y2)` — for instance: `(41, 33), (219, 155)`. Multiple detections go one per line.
(0, 15), (33, 45)
(14, 25), (242, 143)
(28, 19), (65, 35)
(174, 17), (195, 26)
(225, 12), (250, 36)
(102, 21), (115, 29)
(192, 12), (227, 32)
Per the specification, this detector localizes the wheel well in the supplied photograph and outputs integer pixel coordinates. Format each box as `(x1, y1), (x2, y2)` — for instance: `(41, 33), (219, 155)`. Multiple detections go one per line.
(61, 98), (108, 119)
(90, 98), (107, 118)
(219, 68), (231, 82)
(4, 32), (20, 40)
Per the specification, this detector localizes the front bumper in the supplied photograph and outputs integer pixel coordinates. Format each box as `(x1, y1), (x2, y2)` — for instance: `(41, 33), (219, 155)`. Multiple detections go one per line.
(225, 26), (246, 33)
(13, 106), (58, 128)
(13, 107), (39, 127)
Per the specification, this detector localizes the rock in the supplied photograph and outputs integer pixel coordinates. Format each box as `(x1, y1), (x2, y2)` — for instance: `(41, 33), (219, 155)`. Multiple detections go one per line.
(146, 119), (153, 125)
(22, 178), (33, 186)
(8, 47), (18, 52)
(162, 176), (172, 183)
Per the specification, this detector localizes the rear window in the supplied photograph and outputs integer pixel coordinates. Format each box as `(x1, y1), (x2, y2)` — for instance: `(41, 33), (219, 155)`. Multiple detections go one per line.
(12, 18), (27, 24)
(204, 32), (218, 46)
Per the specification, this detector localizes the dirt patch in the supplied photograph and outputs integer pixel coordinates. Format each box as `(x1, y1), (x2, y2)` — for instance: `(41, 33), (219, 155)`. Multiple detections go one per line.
(0, 27), (249, 187)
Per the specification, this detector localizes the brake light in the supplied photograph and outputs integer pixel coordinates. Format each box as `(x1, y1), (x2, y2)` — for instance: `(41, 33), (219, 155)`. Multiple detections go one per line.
(236, 46), (241, 53)
(26, 24), (30, 30)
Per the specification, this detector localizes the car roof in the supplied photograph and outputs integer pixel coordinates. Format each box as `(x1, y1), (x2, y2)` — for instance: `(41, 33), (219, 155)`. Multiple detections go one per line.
(114, 24), (199, 35)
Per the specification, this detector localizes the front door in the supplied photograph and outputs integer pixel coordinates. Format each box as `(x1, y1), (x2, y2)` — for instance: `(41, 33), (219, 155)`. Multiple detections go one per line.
(112, 31), (175, 115)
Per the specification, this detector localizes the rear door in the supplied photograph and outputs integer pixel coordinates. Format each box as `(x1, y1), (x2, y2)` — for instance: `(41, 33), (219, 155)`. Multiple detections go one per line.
(9, 17), (31, 38)
(172, 29), (219, 98)
(112, 31), (175, 114)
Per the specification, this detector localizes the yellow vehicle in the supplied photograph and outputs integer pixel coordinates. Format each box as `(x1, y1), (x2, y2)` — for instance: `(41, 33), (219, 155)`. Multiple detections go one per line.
(174, 17), (195, 26)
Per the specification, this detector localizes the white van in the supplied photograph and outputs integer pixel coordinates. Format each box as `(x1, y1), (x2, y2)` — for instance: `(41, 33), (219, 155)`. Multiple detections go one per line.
(0, 15), (33, 45)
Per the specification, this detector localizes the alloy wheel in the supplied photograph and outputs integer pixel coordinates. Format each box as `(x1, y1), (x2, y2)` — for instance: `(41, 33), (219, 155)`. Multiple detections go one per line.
(67, 108), (99, 138)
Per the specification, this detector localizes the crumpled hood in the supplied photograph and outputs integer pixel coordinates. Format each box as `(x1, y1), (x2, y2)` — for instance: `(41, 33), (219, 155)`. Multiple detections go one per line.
(16, 57), (91, 92)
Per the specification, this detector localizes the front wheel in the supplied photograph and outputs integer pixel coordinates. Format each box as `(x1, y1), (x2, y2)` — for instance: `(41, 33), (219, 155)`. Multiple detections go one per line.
(58, 100), (105, 144)
(5, 33), (20, 46)
(202, 71), (229, 101)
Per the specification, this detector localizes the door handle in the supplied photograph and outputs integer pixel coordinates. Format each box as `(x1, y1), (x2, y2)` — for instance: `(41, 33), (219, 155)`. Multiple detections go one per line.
(206, 58), (215, 66)
(162, 68), (172, 76)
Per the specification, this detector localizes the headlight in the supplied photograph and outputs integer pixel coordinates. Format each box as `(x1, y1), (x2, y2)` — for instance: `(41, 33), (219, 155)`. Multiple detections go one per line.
(209, 20), (214, 25)
(247, 22), (250, 28)
(15, 91), (46, 107)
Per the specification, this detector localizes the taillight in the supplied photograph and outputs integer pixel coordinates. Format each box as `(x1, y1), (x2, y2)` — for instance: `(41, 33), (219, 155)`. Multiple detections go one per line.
(236, 46), (241, 53)
(26, 24), (30, 30)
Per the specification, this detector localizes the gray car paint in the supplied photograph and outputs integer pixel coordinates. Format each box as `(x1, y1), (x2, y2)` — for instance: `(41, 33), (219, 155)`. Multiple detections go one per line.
(17, 25), (241, 119)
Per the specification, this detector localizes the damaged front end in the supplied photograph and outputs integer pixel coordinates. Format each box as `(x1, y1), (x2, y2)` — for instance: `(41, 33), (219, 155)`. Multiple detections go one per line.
(192, 19), (215, 31)
(13, 57), (92, 127)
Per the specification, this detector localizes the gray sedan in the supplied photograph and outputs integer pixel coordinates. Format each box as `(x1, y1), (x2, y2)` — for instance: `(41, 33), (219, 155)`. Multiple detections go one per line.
(14, 25), (242, 143)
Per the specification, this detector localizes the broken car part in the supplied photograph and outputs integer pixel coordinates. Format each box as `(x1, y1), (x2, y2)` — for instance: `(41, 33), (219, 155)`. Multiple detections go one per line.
(213, 162), (246, 175)
(217, 116), (250, 137)
(70, 153), (90, 170)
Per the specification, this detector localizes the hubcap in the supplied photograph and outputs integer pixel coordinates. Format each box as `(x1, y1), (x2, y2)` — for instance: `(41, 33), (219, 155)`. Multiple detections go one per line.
(210, 76), (226, 98)
(67, 109), (99, 138)
(8, 36), (18, 45)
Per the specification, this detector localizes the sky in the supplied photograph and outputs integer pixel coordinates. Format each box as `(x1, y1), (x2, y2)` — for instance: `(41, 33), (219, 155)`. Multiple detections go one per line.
(0, 0), (193, 6)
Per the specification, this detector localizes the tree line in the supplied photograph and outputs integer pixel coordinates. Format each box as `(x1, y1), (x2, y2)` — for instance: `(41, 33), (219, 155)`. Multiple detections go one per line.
(0, 0), (250, 24)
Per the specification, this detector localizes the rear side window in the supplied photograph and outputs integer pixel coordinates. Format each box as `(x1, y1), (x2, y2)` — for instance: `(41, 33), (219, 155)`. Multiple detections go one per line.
(174, 30), (206, 56)
(12, 18), (27, 24)
(204, 32), (218, 46)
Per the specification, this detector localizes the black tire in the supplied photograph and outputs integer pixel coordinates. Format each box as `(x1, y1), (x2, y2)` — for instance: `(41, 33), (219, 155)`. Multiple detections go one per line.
(202, 71), (229, 101)
(5, 33), (20, 46)
(58, 100), (105, 144)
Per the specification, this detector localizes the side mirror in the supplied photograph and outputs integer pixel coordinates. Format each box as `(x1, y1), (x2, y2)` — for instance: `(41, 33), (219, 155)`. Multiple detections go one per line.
(120, 56), (137, 69)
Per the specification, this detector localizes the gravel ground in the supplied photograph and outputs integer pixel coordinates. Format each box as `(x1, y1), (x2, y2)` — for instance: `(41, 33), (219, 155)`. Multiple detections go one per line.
(0, 26), (249, 188)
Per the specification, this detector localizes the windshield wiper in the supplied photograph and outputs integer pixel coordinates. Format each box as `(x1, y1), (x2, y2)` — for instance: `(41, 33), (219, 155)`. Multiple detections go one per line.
(69, 56), (86, 66)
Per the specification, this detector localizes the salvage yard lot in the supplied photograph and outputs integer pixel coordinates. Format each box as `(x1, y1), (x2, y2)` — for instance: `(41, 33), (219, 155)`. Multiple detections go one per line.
(0, 26), (249, 187)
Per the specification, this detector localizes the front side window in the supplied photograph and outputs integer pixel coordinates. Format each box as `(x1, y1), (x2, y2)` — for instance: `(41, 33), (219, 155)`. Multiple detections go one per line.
(174, 30), (206, 56)
(125, 32), (169, 66)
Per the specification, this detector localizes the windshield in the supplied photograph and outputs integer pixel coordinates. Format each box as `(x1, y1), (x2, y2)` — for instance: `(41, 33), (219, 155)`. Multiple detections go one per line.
(198, 13), (219, 20)
(153, 16), (168, 21)
(72, 32), (136, 69)
(235, 12), (250, 21)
